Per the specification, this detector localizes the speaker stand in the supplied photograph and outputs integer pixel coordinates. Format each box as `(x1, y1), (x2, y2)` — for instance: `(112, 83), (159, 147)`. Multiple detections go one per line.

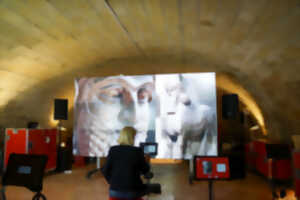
(57, 120), (62, 146)
(189, 158), (194, 185)
(208, 180), (214, 200)
(86, 157), (101, 179)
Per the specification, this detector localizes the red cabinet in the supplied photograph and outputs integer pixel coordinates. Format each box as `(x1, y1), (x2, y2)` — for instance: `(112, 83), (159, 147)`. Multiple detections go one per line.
(245, 140), (292, 180)
(4, 128), (57, 171)
(28, 129), (57, 171)
(293, 152), (300, 197)
(4, 129), (28, 169)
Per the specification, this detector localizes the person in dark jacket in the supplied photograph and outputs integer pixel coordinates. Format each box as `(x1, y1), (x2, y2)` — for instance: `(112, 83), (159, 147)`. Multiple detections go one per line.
(101, 127), (150, 199)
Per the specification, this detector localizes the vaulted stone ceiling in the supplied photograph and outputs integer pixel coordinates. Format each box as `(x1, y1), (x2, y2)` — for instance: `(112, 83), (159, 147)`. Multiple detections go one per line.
(0, 0), (299, 142)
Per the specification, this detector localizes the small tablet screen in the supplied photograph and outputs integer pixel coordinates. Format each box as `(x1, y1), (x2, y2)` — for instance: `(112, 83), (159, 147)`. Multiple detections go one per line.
(144, 145), (156, 154)
(216, 164), (226, 173)
(140, 143), (158, 156)
(17, 166), (31, 174)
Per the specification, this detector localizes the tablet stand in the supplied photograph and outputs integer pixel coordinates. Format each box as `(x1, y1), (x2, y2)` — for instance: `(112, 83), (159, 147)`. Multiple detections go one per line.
(193, 156), (230, 200)
(208, 180), (214, 200)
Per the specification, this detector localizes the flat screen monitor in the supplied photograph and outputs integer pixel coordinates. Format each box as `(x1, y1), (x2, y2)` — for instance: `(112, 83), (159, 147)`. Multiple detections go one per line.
(140, 142), (158, 156)
(194, 156), (230, 180)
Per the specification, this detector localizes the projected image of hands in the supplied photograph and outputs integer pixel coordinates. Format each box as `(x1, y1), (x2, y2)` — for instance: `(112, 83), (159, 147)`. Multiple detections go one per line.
(73, 73), (218, 159)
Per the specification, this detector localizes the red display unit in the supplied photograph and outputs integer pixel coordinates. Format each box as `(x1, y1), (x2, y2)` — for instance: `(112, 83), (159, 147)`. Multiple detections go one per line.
(245, 141), (293, 180)
(4, 129), (28, 169)
(245, 143), (256, 169)
(3, 128), (58, 171)
(253, 141), (269, 177)
(293, 151), (300, 197)
(28, 129), (57, 171)
(194, 157), (230, 180)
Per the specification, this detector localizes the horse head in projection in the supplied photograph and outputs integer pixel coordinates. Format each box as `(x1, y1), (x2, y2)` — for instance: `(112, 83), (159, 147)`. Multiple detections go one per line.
(156, 74), (217, 159)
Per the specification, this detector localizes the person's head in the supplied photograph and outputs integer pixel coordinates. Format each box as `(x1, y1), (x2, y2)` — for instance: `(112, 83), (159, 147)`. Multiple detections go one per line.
(117, 126), (137, 145)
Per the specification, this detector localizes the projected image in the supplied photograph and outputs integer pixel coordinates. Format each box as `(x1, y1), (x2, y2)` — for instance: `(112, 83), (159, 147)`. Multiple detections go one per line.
(155, 73), (218, 159)
(73, 76), (156, 157)
(73, 73), (217, 159)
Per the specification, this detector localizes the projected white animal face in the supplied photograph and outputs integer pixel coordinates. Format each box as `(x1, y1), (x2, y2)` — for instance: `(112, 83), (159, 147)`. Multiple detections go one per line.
(74, 77), (154, 156)
(156, 74), (218, 159)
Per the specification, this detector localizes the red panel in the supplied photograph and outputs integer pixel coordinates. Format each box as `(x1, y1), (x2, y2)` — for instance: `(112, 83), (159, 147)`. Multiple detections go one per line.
(28, 129), (45, 154)
(74, 156), (85, 167)
(252, 140), (269, 177)
(245, 143), (256, 168)
(255, 155), (268, 177)
(246, 153), (256, 168)
(294, 152), (300, 197)
(294, 152), (300, 169)
(253, 141), (267, 157)
(28, 129), (57, 171)
(295, 179), (300, 197)
(247, 140), (293, 180)
(272, 159), (292, 180)
(4, 129), (28, 168)
(195, 157), (230, 179)
(43, 129), (57, 170)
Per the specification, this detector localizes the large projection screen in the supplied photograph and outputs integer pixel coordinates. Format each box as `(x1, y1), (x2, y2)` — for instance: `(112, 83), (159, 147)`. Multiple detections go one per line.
(73, 73), (218, 159)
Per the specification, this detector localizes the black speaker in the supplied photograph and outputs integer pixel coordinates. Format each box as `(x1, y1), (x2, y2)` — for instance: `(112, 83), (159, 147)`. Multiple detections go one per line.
(228, 153), (246, 179)
(222, 94), (239, 119)
(266, 144), (291, 159)
(240, 112), (245, 124)
(56, 147), (72, 172)
(54, 99), (68, 120)
(223, 144), (246, 180)
(27, 122), (39, 129)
